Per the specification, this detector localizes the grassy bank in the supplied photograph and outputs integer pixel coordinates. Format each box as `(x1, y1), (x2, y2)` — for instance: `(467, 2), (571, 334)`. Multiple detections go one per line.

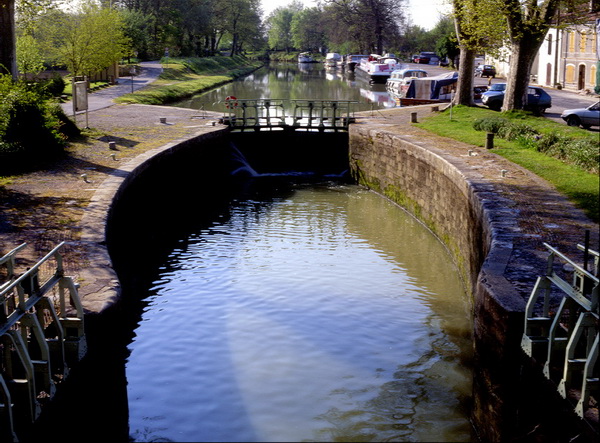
(114, 55), (263, 105)
(417, 105), (599, 222)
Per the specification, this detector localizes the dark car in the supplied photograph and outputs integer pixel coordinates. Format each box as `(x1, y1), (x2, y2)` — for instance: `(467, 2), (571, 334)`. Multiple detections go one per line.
(481, 84), (551, 114)
(560, 101), (600, 129)
(473, 85), (488, 100)
(475, 64), (496, 78)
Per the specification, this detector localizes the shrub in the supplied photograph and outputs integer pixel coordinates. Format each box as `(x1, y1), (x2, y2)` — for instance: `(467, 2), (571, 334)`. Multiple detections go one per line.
(43, 73), (66, 98)
(0, 75), (69, 173)
(473, 116), (598, 173)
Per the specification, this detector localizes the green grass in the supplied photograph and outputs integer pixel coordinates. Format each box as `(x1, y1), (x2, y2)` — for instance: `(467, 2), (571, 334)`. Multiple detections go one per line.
(416, 105), (600, 222)
(114, 55), (262, 105)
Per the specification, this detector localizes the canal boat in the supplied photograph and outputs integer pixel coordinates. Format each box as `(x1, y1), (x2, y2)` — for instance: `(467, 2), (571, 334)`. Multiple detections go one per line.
(385, 68), (428, 96)
(404, 71), (459, 100)
(298, 52), (315, 63)
(355, 54), (399, 83)
(344, 54), (370, 72)
(325, 52), (343, 68)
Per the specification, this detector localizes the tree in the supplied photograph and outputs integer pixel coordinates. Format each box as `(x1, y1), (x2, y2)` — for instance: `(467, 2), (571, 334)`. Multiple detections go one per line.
(0, 0), (17, 78)
(501, 0), (561, 111)
(291, 7), (326, 52)
(16, 34), (44, 78)
(43, 1), (130, 76)
(266, 3), (302, 52)
(323, 0), (406, 55)
(451, 0), (505, 105)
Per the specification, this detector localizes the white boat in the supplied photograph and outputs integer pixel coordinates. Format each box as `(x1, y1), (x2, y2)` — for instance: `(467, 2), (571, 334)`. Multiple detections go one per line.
(344, 54), (370, 72)
(386, 68), (428, 96)
(325, 52), (342, 68)
(355, 54), (399, 83)
(298, 52), (315, 63)
(404, 71), (459, 100)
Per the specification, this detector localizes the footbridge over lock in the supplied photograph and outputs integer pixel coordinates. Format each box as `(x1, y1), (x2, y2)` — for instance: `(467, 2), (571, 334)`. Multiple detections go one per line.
(218, 98), (357, 132)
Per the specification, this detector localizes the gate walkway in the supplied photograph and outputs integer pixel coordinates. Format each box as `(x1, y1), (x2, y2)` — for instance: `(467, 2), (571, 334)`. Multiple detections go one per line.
(521, 240), (599, 421)
(0, 243), (86, 442)
(219, 99), (356, 132)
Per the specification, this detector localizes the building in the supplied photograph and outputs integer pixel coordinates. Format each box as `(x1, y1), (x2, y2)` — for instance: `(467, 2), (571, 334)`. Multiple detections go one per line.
(486, 6), (599, 94)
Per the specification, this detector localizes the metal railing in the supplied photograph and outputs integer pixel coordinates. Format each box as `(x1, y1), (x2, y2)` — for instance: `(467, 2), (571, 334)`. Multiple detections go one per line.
(0, 243), (87, 441)
(221, 99), (357, 132)
(521, 242), (598, 420)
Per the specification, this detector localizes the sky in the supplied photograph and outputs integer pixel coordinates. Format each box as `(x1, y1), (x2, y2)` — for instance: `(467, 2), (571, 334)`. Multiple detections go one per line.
(260, 0), (452, 31)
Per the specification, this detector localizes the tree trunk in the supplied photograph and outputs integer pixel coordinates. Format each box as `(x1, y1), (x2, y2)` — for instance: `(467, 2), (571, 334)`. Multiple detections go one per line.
(503, 37), (540, 111)
(0, 0), (17, 79)
(455, 45), (475, 105)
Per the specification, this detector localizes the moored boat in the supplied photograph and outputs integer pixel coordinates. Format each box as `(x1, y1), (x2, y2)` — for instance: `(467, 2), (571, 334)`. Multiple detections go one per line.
(355, 54), (399, 83)
(344, 54), (370, 72)
(385, 68), (428, 96)
(325, 52), (342, 68)
(298, 52), (315, 63)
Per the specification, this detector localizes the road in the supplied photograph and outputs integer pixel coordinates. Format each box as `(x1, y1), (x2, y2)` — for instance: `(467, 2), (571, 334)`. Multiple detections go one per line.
(406, 62), (599, 128)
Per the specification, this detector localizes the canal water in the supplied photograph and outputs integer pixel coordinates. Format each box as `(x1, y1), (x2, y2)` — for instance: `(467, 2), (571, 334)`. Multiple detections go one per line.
(117, 64), (476, 442)
(124, 178), (474, 442)
(169, 62), (399, 112)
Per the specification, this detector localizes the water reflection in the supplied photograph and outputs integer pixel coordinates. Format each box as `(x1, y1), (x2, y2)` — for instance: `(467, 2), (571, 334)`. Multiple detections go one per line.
(169, 62), (401, 112)
(125, 181), (474, 442)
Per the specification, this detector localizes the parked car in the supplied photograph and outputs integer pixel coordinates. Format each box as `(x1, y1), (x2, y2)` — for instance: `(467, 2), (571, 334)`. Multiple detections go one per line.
(473, 85), (488, 100)
(560, 101), (600, 129)
(481, 84), (552, 114)
(475, 64), (496, 78)
(438, 58), (450, 67)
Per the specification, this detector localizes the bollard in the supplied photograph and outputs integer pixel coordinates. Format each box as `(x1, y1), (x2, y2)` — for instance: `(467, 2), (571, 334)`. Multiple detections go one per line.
(160, 117), (167, 124)
(486, 132), (494, 149)
(431, 106), (439, 112)
(410, 112), (418, 123)
(501, 169), (508, 177)
(108, 141), (117, 150)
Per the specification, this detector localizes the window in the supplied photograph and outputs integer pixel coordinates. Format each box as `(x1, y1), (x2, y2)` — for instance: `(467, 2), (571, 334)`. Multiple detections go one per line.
(566, 64), (575, 83)
(580, 33), (587, 52)
(569, 32), (576, 52)
(547, 34), (552, 55)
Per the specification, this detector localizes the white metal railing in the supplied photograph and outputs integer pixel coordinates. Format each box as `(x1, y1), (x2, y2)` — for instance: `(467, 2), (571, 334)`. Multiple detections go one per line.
(521, 241), (598, 420)
(222, 99), (357, 132)
(0, 242), (87, 441)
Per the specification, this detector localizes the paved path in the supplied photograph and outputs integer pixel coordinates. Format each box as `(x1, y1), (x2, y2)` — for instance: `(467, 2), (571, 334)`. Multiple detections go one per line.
(60, 60), (163, 115)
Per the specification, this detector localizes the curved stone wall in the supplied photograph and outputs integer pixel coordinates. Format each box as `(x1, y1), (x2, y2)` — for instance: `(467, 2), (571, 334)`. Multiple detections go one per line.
(348, 118), (597, 442)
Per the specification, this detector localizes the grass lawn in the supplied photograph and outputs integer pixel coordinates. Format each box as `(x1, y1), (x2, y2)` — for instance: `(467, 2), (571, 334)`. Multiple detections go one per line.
(416, 105), (599, 222)
(113, 56), (262, 105)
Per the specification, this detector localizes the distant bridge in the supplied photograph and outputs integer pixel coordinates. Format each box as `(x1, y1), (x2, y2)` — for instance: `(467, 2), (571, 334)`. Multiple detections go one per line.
(219, 99), (357, 132)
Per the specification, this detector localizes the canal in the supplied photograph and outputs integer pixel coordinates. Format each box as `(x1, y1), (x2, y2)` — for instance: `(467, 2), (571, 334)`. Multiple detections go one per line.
(169, 61), (400, 111)
(26, 62), (475, 443)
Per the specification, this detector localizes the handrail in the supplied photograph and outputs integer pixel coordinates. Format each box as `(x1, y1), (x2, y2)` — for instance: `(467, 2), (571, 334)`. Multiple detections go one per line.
(222, 98), (357, 132)
(0, 242), (87, 440)
(521, 242), (599, 422)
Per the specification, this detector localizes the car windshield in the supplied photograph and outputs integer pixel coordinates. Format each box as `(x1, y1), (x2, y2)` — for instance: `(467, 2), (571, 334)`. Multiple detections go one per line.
(489, 84), (506, 91)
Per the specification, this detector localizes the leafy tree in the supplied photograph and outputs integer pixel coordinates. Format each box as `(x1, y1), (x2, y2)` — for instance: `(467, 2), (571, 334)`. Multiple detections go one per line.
(291, 7), (326, 52)
(16, 34), (44, 78)
(500, 0), (561, 111)
(452, 0), (505, 105)
(43, 1), (130, 76)
(266, 3), (303, 52)
(323, 0), (406, 55)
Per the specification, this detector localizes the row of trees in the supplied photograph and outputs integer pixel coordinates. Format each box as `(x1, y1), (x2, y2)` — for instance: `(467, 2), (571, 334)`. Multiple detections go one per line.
(0, 0), (597, 111)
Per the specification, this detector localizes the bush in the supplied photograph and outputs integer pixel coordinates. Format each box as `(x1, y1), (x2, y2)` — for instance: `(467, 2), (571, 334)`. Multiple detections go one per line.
(43, 73), (66, 98)
(472, 116), (598, 173)
(0, 75), (69, 173)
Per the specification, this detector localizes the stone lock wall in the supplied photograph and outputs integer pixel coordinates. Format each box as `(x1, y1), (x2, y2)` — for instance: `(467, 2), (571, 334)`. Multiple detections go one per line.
(348, 122), (532, 442)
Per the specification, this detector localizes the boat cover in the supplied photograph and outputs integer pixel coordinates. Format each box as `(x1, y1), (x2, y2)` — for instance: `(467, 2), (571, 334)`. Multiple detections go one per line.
(405, 71), (458, 100)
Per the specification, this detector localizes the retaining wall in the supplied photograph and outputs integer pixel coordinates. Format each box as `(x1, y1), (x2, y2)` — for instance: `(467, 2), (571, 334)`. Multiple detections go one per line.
(348, 120), (596, 441)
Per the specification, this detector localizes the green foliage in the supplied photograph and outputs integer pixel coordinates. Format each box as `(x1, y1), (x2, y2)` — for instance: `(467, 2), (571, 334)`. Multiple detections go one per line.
(419, 106), (599, 221)
(0, 75), (72, 173)
(472, 116), (599, 173)
(16, 34), (45, 77)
